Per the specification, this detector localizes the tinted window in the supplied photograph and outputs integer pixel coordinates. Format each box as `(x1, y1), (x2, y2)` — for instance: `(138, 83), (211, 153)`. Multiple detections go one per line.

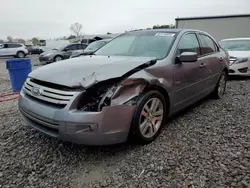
(76, 44), (83, 49)
(66, 44), (77, 50)
(8, 43), (22, 48)
(95, 32), (176, 59)
(219, 40), (250, 51)
(199, 34), (217, 55)
(177, 33), (200, 55)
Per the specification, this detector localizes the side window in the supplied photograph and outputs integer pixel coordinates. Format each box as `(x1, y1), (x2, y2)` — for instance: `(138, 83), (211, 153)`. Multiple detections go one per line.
(66, 45), (77, 51)
(178, 33), (201, 56)
(7, 44), (14, 48)
(199, 34), (217, 55)
(76, 44), (82, 49)
(77, 44), (87, 49)
(8, 44), (22, 48)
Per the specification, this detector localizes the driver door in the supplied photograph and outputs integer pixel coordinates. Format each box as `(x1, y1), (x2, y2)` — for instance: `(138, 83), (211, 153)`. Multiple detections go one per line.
(172, 33), (205, 112)
(62, 44), (77, 59)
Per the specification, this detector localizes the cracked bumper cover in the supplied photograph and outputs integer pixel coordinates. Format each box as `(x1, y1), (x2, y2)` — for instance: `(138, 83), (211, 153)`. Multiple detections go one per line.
(18, 90), (136, 145)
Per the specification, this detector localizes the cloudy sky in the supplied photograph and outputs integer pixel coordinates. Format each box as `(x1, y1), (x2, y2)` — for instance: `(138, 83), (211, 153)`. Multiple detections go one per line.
(0, 0), (249, 39)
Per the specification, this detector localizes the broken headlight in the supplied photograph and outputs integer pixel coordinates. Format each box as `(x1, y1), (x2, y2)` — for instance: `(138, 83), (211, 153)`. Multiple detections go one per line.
(77, 80), (118, 112)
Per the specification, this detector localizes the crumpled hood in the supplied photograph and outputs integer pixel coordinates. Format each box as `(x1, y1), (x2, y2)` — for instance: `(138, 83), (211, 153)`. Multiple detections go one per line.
(228, 51), (250, 58)
(29, 55), (156, 88)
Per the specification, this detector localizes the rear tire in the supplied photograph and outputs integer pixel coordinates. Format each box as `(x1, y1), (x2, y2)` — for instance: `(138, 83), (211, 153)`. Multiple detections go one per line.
(129, 90), (168, 145)
(16, 51), (25, 58)
(211, 71), (227, 99)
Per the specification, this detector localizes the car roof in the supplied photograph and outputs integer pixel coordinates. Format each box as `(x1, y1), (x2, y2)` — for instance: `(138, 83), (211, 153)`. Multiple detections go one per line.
(123, 28), (210, 35)
(1, 43), (23, 45)
(220, 38), (250, 41)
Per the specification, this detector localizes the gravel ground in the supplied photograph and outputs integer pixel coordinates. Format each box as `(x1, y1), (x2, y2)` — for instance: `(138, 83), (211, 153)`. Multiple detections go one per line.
(0, 57), (250, 188)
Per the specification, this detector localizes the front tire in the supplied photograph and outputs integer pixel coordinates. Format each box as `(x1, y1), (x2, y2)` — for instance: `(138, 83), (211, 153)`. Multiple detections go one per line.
(54, 55), (63, 62)
(129, 90), (167, 145)
(212, 71), (227, 99)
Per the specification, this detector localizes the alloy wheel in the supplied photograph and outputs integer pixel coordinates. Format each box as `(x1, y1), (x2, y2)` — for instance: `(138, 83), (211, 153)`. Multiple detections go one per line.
(139, 97), (164, 138)
(55, 56), (62, 61)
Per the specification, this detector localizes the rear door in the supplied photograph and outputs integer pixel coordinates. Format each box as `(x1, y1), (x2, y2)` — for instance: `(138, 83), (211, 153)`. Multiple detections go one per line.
(197, 33), (223, 90)
(172, 32), (204, 111)
(8, 43), (22, 55)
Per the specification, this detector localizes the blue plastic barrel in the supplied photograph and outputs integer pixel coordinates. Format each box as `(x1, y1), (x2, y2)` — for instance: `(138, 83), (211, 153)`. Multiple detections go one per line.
(6, 58), (32, 92)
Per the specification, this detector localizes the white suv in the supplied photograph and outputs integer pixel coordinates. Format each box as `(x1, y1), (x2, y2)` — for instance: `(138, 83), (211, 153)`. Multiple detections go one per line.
(0, 43), (29, 58)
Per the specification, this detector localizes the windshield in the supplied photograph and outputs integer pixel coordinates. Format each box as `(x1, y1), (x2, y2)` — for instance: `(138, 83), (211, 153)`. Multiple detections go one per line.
(219, 40), (250, 51)
(95, 32), (176, 59)
(85, 41), (107, 51)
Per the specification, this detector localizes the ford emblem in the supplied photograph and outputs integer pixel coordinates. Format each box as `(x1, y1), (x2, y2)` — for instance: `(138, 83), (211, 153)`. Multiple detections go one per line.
(31, 87), (43, 96)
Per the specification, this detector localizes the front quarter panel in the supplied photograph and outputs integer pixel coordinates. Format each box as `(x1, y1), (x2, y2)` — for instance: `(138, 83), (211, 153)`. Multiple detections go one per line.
(111, 64), (174, 107)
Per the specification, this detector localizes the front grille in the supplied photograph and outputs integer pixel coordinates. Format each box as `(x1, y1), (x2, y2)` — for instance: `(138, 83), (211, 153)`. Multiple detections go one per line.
(39, 56), (49, 61)
(23, 78), (77, 106)
(238, 67), (248, 73)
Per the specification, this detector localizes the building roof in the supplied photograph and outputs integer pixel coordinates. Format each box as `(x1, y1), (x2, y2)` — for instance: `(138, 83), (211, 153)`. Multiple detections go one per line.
(175, 14), (250, 21)
(220, 37), (250, 41)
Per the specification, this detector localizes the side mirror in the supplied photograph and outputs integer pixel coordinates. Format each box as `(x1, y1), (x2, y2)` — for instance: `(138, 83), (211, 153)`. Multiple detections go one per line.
(178, 52), (198, 63)
(64, 47), (69, 52)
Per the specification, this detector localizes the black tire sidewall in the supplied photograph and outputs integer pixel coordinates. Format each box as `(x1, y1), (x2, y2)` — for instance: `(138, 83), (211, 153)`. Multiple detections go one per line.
(129, 90), (167, 144)
(17, 51), (25, 58)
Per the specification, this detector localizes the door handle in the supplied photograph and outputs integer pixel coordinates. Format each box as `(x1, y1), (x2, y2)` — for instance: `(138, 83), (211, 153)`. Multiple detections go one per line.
(199, 63), (206, 68)
(219, 57), (223, 61)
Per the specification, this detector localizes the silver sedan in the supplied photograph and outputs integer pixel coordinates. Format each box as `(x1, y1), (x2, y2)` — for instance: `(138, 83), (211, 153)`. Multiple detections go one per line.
(219, 38), (250, 76)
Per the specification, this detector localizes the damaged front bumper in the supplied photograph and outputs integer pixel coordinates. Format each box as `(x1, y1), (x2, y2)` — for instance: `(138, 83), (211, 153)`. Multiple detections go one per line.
(18, 90), (136, 145)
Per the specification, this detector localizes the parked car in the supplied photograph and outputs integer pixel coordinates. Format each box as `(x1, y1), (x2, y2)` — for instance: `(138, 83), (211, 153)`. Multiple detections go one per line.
(18, 29), (229, 145)
(0, 43), (29, 58)
(219, 38), (250, 76)
(70, 39), (111, 58)
(30, 46), (43, 55)
(39, 43), (87, 63)
(26, 45), (33, 54)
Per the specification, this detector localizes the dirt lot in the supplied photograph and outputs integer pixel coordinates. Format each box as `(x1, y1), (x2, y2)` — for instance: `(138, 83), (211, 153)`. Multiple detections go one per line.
(0, 57), (250, 188)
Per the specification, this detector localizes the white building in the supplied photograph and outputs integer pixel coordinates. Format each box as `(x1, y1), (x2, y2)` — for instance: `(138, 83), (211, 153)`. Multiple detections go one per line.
(175, 14), (250, 41)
